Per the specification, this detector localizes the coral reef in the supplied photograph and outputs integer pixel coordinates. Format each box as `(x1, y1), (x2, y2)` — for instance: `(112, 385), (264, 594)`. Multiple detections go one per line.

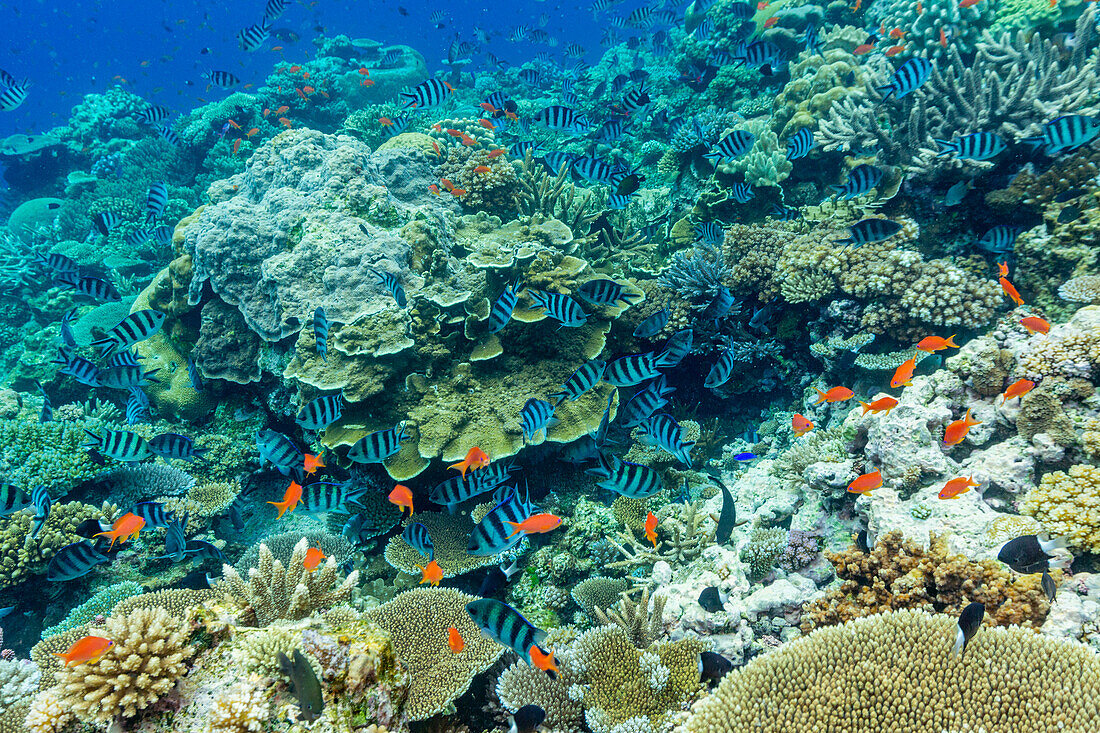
(1021, 465), (1100, 553)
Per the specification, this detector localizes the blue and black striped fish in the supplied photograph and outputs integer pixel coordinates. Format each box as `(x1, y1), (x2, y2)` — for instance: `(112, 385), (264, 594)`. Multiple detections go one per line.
(638, 414), (695, 466)
(526, 289), (588, 328)
(47, 540), (109, 581)
(37, 382), (51, 423)
(694, 222), (724, 246)
(313, 307), (332, 362)
(145, 181), (168, 222)
(124, 228), (151, 250)
(571, 156), (620, 184)
(95, 364), (160, 389)
(877, 57), (932, 101)
(156, 124), (181, 146)
(348, 422), (408, 463)
(705, 347), (738, 389)
(0, 72), (29, 112)
(786, 128), (816, 161)
(657, 329), (693, 368)
(830, 164), (883, 199)
(203, 70), (241, 89)
(633, 309), (669, 339)
(29, 486), (51, 539)
(134, 105), (173, 125)
(704, 130), (755, 163)
(550, 360), (605, 404)
(53, 347), (99, 386)
(83, 428), (154, 462)
(593, 118), (626, 144)
(149, 433), (207, 461)
(604, 352), (661, 386)
(56, 273), (121, 302)
(183, 539), (227, 563)
(729, 182), (755, 203)
(371, 269), (407, 307)
(400, 78), (454, 109)
(542, 151), (578, 175)
(127, 387), (151, 425)
(510, 140), (544, 158)
(131, 501), (173, 528)
(467, 486), (536, 556)
(299, 481), (368, 514)
(381, 115), (411, 140)
(935, 132), (1006, 161)
(296, 393), (345, 431)
(836, 218), (903, 248)
(619, 374), (675, 428)
(1023, 115), (1100, 156)
(576, 279), (640, 307)
(92, 211), (122, 235)
(59, 307), (78, 347)
(263, 0), (288, 21)
(703, 287), (737, 320)
(36, 251), (79, 275)
(430, 463), (518, 512)
(187, 356), (203, 391)
(488, 281), (520, 334)
(521, 398), (557, 443)
(769, 204), (800, 221)
(466, 598), (549, 662)
(607, 193), (635, 210)
(237, 19), (271, 52)
(587, 453), (663, 498)
(157, 514), (188, 562)
(106, 352), (146, 371)
(91, 310), (167, 357)
(256, 429), (303, 475)
(0, 484), (32, 516)
(976, 225), (1024, 254)
(533, 105), (590, 134)
(402, 522), (434, 560)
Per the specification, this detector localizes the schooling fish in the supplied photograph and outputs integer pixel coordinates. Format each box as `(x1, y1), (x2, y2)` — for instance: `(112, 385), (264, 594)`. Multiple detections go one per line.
(785, 127), (817, 161)
(449, 446), (490, 477)
(129, 501), (174, 528)
(400, 78), (454, 109)
(877, 57), (932, 100)
(96, 365), (160, 389)
(634, 309), (670, 339)
(605, 352), (661, 387)
(38, 383), (51, 423)
(1023, 114), (1100, 156)
(90, 310), (167, 357)
(550, 360), (605, 404)
(30, 485), (51, 539)
(186, 356), (203, 391)
(952, 601), (984, 656)
(56, 273), (121, 302)
(836, 218), (903, 247)
(348, 422), (408, 463)
(158, 514), (188, 562)
(296, 393), (345, 431)
(468, 486), (536, 556)
(830, 164), (883, 199)
(638, 414), (694, 466)
(619, 375), (674, 428)
(277, 649), (324, 721)
(576, 278), (642, 309)
(935, 132), (1006, 161)
(0, 484), (31, 516)
(256, 429), (303, 476)
(431, 464), (517, 512)
(521, 399), (558, 443)
(237, 19), (272, 52)
(704, 130), (755, 163)
(976, 225), (1024, 254)
(526, 289), (588, 328)
(487, 281), (521, 334)
(533, 105), (590, 134)
(942, 408), (981, 447)
(126, 387), (151, 425)
(313, 307), (333, 362)
(47, 540), (109, 581)
(465, 598), (549, 662)
(587, 453), (662, 498)
(402, 522), (434, 560)
(94, 512), (145, 549)
(55, 635), (114, 666)
(144, 181), (168, 222)
(657, 329), (693, 368)
(710, 474), (736, 545)
(705, 347), (737, 389)
(83, 428), (154, 462)
(371, 268), (407, 307)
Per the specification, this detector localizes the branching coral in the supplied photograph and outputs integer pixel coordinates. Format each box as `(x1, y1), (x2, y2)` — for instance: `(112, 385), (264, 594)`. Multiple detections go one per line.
(571, 577), (630, 620)
(1020, 465), (1100, 554)
(516, 155), (601, 243)
(591, 587), (667, 650)
(208, 683), (270, 733)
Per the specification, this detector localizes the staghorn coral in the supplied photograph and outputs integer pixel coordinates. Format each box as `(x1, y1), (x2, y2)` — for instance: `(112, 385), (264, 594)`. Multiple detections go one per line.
(50, 606), (192, 723)
(1020, 464), (1100, 554)
(591, 587), (667, 650)
(682, 609), (1100, 733)
(801, 532), (1049, 633)
(516, 154), (601, 243)
(235, 530), (356, 573)
(365, 587), (503, 720)
(217, 537), (359, 626)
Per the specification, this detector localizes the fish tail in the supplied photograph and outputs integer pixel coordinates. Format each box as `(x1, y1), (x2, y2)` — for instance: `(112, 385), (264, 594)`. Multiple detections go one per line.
(945, 334), (959, 348)
(933, 138), (956, 155)
(859, 400), (872, 415)
(267, 500), (289, 519)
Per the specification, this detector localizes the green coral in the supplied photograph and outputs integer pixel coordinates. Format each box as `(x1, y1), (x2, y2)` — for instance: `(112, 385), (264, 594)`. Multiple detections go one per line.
(740, 526), (788, 579)
(717, 118), (792, 188)
(0, 407), (103, 488)
(40, 581), (145, 638)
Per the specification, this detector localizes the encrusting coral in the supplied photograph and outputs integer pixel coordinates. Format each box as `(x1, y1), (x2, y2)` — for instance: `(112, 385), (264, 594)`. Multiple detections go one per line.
(1020, 464), (1100, 554)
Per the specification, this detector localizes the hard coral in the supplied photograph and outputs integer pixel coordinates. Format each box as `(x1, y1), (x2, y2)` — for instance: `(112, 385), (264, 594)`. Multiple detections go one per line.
(1021, 464), (1100, 554)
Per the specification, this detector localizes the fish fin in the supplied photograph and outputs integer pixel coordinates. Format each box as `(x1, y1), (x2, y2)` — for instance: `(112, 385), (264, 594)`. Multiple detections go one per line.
(951, 626), (965, 656)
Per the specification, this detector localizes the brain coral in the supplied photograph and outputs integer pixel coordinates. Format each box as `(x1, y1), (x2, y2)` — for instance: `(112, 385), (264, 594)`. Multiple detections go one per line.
(1020, 464), (1100, 553)
(681, 609), (1100, 733)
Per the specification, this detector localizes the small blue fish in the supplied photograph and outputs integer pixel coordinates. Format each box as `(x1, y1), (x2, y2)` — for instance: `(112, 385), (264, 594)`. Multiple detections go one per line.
(314, 307), (332, 362)
(187, 356), (203, 391)
(521, 398), (557, 443)
(30, 485), (51, 539)
(371, 268), (408, 308)
(127, 387), (151, 425)
(733, 452), (757, 462)
(633, 309), (669, 339)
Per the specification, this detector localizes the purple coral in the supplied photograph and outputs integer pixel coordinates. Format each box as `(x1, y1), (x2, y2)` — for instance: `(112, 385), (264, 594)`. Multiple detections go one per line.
(777, 529), (822, 572)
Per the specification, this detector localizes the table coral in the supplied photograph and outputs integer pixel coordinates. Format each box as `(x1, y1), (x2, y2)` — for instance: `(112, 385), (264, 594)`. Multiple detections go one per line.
(1021, 464), (1100, 553)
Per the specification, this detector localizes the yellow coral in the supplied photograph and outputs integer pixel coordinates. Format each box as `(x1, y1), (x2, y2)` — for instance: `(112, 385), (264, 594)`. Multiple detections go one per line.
(209, 683), (270, 733)
(1021, 464), (1100, 553)
(23, 689), (72, 733)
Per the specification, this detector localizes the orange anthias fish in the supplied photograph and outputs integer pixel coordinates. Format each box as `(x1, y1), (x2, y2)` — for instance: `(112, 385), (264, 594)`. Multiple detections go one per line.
(488, 149), (506, 158)
(506, 513), (563, 539)
(859, 396), (899, 416)
(848, 470), (883, 494)
(448, 626), (464, 653)
(943, 408), (981, 447)
(885, 45), (906, 57)
(268, 481), (303, 519)
(55, 636), (113, 666)
(227, 119), (241, 130)
(998, 261), (1010, 277)
(278, 117), (293, 128)
(939, 476), (979, 500)
(764, 16), (778, 28)
(478, 119), (496, 130)
(302, 546), (326, 572)
(853, 43), (876, 55)
(916, 335), (958, 352)
(959, 0), (981, 6)
(1000, 378), (1035, 403)
(449, 446), (490, 477)
(432, 141), (442, 158)
(389, 484), (414, 516)
(891, 356), (917, 388)
(917, 0), (924, 12)
(295, 87), (308, 99)
(440, 178), (456, 191)
(451, 187), (468, 196)
(460, 134), (477, 147)
(302, 85), (315, 94)
(303, 452), (325, 475)
(644, 511), (658, 547)
(418, 559), (443, 586)
(1020, 316), (1050, 335)
(245, 128), (259, 138)
(94, 512), (145, 549)
(792, 413), (814, 436)
(939, 28), (949, 47)
(472, 165), (492, 174)
(1000, 277), (1024, 305)
(428, 184), (442, 196)
(529, 645), (559, 676)
(358, 67), (370, 76)
(275, 105), (290, 115)
(815, 386), (855, 404)
(232, 138), (242, 156)
(889, 27), (906, 39)
(379, 116), (394, 126)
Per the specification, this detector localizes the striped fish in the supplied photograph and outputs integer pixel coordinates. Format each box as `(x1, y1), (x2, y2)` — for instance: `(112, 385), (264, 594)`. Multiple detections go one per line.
(156, 125), (180, 146)
(526, 290), (587, 328)
(264, 0), (288, 21)
(0, 76), (30, 111)
(786, 128), (816, 161)
(830, 164), (883, 199)
(703, 287), (737, 320)
(836, 218), (903, 248)
(256, 429), (303, 475)
(521, 399), (557, 443)
(59, 308), (78, 348)
(465, 598), (548, 661)
(620, 84), (650, 114)
(53, 347), (99, 386)
(134, 105), (173, 125)
(877, 57), (932, 101)
(149, 433), (207, 461)
(487, 282), (520, 334)
(1024, 115), (1100, 156)
(183, 539), (227, 563)
(314, 307), (332, 362)
(92, 211), (122, 235)
(576, 279), (641, 307)
(657, 329), (693, 368)
(187, 356), (203, 391)
(550, 360), (605, 404)
(593, 391), (615, 448)
(35, 251), (79, 275)
(467, 486), (536, 556)
(533, 105), (591, 134)
(977, 225), (1024, 254)
(91, 310), (167, 357)
(607, 193), (634, 210)
(348, 422), (408, 463)
(300, 481), (368, 514)
(145, 181), (169, 222)
(705, 347), (737, 389)
(542, 151), (577, 175)
(638, 414), (695, 466)
(38, 382), (52, 423)
(586, 453), (663, 498)
(729, 182), (755, 203)
(371, 269), (407, 307)
(127, 387), (151, 425)
(160, 515), (187, 562)
(694, 222), (724, 245)
(381, 115), (411, 140)
(593, 118), (626, 143)
(633, 309), (669, 339)
(151, 225), (173, 248)
(704, 130), (755, 163)
(203, 70), (241, 89)
(769, 204), (800, 221)
(430, 463), (518, 511)
(28, 486), (49, 537)
(604, 352), (661, 387)
(237, 19), (271, 52)
(83, 429), (154, 462)
(47, 540), (109, 581)
(619, 374), (675, 428)
(571, 156), (619, 184)
(935, 132), (1006, 161)
(57, 273), (121, 302)
(131, 501), (173, 528)
(402, 522), (434, 560)
(296, 393), (345, 430)
(510, 140), (544, 158)
(124, 228), (151, 249)
(400, 78), (454, 109)
(95, 364), (160, 389)
(0, 484), (32, 515)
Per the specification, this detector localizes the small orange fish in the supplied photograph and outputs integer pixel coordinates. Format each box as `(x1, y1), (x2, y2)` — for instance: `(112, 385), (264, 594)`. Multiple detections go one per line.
(432, 123), (443, 132)
(304, 452), (325, 475)
(480, 102), (498, 112)
(644, 511), (657, 548)
(278, 117), (293, 128)
(792, 413), (814, 437)
(358, 67), (370, 75)
(889, 27), (906, 39)
(360, 79), (375, 87)
(432, 141), (442, 158)
(487, 148), (506, 158)
(505, 111), (519, 121)
(472, 165), (492, 174)
(997, 261), (1009, 277)
(939, 476), (979, 499)
(943, 408), (981, 447)
(917, 0), (923, 13)
(460, 134), (477, 147)
(288, 65), (302, 73)
(764, 16), (778, 28)
(959, 0), (981, 6)
(303, 72), (312, 80)
(55, 636), (113, 667)
(1050, 0), (1057, 7)
(850, 0), (861, 10)
(1000, 378), (1035, 403)
(272, 45), (284, 51)
(418, 559), (443, 586)
(232, 138), (242, 156)
(757, 1), (769, 8)
(506, 513), (563, 539)
(529, 645), (559, 676)
(451, 187), (468, 196)
(389, 484), (414, 516)
(854, 43), (876, 55)
(859, 396), (899, 416)
(449, 446), (490, 477)
(999, 277), (1024, 306)
(227, 119), (241, 130)
(440, 178), (455, 191)
(302, 546), (326, 571)
(379, 117), (394, 126)
(848, 470), (883, 494)
(446, 128), (463, 137)
(448, 626), (464, 653)
(1020, 316), (1050, 335)
(939, 27), (948, 47)
(815, 386), (855, 404)
(295, 87), (308, 99)
(885, 45), (906, 57)
(891, 356), (917, 388)
(302, 85), (315, 94)
(245, 127), (259, 137)
(275, 105), (290, 115)
(268, 481), (303, 519)
(263, 108), (271, 117)
(428, 184), (441, 196)
(916, 335), (958, 352)
(478, 119), (496, 130)
(93, 512), (145, 550)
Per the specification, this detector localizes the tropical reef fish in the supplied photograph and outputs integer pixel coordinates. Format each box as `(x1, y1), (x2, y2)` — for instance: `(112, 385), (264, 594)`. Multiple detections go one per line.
(257, 429), (303, 476)
(605, 352), (661, 386)
(1023, 114), (1100, 156)
(657, 329), (693, 368)
(705, 347), (737, 389)
(55, 636), (113, 667)
(299, 481), (368, 514)
(942, 408), (981, 447)
(939, 476), (979, 499)
(877, 57), (932, 100)
(296, 393), (345, 431)
(47, 540), (109, 581)
(935, 132), (1006, 161)
(977, 225), (1023, 254)
(891, 356), (917, 388)
(509, 704), (546, 733)
(916, 335), (958, 352)
(526, 289), (587, 327)
(785, 127), (816, 161)
(30, 485), (51, 539)
(144, 181), (168, 222)
(860, 396), (898, 415)
(521, 398), (557, 442)
(400, 78), (454, 109)
(792, 414), (814, 436)
(449, 446), (490, 477)
(148, 433), (206, 461)
(91, 310), (166, 357)
(431, 463), (516, 512)
(699, 651), (733, 683)
(487, 281), (521, 334)
(638, 413), (694, 466)
(1020, 316), (1050, 334)
(953, 602), (984, 656)
(709, 474), (736, 545)
(533, 105), (590, 133)
(313, 307), (332, 362)
(550, 360), (605, 404)
(268, 481), (303, 519)
(371, 268), (407, 307)
(468, 486), (536, 556)
(588, 453), (662, 498)
(83, 428), (154, 462)
(418, 559), (443, 585)
(704, 130), (755, 163)
(302, 546), (326, 572)
(506, 512), (563, 539)
(402, 522), (434, 560)
(815, 386), (854, 404)
(830, 164), (883, 199)
(620, 374), (674, 428)
(94, 512), (145, 549)
(529, 644), (558, 676)
(847, 470), (882, 494)
(237, 20), (272, 52)
(645, 510), (658, 547)
(836, 218), (903, 247)
(633, 309), (669, 339)
(129, 501), (173, 528)
(465, 598), (549, 664)
(997, 534), (1071, 574)
(159, 515), (187, 562)
(277, 649), (324, 721)
(1000, 378), (1035, 403)
(576, 278), (641, 307)
(698, 586), (727, 613)
(348, 422), (408, 463)
(0, 484), (32, 515)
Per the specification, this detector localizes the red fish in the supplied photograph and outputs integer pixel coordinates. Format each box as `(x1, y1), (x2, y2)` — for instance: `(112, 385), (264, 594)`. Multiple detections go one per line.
(227, 119), (241, 130)
(432, 141), (442, 158)
(792, 413), (814, 436)
(506, 513), (563, 539)
(644, 511), (657, 547)
(859, 396), (899, 416)
(885, 45), (906, 57)
(389, 484), (414, 516)
(232, 138), (242, 156)
(278, 117), (293, 128)
(939, 28), (949, 47)
(891, 356), (917, 388)
(943, 408), (981, 447)
(1000, 378), (1035, 403)
(916, 335), (958, 352)
(529, 645), (559, 676)
(302, 85), (315, 94)
(304, 452), (325, 475)
(997, 261), (1009, 277)
(472, 165), (492, 174)
(275, 105), (290, 115)
(428, 184), (441, 196)
(939, 476), (978, 499)
(999, 277), (1024, 305)
(460, 134), (477, 147)
(267, 481), (303, 519)
(815, 386), (855, 404)
(449, 446), (490, 477)
(959, 0), (981, 6)
(302, 546), (326, 571)
(379, 117), (394, 126)
(854, 43), (876, 55)
(451, 187), (468, 196)
(295, 87), (308, 99)
(478, 119), (496, 130)
(358, 67), (370, 75)
(1020, 316), (1050, 335)
(487, 149), (506, 158)
(889, 27), (906, 39)
(361, 79), (375, 86)
(245, 128), (259, 138)
(55, 636), (113, 667)
(448, 626), (464, 653)
(848, 470), (882, 494)
(418, 559), (443, 586)
(446, 129), (463, 137)
(93, 512), (145, 549)
(764, 16), (778, 28)
(440, 178), (455, 191)
(757, 1), (769, 8)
